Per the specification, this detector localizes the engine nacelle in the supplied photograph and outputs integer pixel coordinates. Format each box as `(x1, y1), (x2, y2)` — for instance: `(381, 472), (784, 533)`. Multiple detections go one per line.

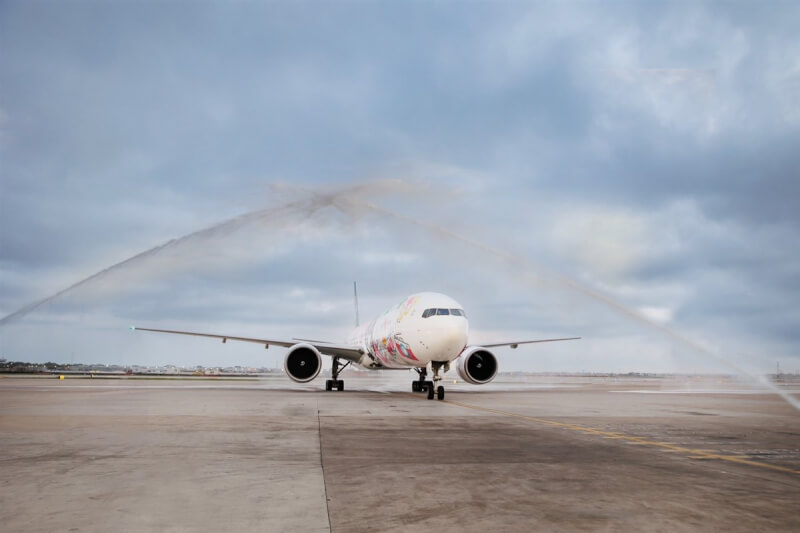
(283, 343), (322, 383)
(456, 347), (498, 385)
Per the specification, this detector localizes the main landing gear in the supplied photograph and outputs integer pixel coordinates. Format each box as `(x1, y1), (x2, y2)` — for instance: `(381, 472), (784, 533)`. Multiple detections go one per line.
(411, 367), (428, 393)
(411, 363), (447, 401)
(325, 356), (350, 392)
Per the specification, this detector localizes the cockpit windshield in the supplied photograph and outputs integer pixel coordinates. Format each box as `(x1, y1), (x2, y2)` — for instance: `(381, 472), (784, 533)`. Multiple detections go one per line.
(422, 308), (466, 318)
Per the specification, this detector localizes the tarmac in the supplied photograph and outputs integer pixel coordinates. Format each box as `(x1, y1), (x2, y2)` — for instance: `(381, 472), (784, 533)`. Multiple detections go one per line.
(1, 374), (799, 532)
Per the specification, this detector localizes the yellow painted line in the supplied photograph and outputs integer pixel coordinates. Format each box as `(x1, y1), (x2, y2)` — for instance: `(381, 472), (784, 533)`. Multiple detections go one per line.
(437, 398), (800, 476)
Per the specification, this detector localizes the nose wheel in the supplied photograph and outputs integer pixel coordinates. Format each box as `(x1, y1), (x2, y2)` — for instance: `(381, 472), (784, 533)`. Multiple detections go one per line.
(413, 364), (447, 400)
(426, 384), (445, 400)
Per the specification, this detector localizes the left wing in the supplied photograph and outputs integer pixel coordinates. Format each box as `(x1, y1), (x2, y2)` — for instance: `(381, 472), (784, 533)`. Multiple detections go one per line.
(479, 337), (581, 349)
(131, 326), (365, 362)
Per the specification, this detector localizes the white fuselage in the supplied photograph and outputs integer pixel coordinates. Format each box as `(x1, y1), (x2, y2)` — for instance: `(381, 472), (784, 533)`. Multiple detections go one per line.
(346, 292), (469, 370)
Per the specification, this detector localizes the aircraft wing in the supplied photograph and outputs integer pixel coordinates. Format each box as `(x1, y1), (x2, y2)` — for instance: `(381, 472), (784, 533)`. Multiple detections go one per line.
(131, 326), (365, 362)
(480, 337), (581, 349)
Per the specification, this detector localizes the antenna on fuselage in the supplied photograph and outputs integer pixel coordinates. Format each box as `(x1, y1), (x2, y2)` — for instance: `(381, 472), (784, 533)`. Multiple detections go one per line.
(353, 281), (360, 327)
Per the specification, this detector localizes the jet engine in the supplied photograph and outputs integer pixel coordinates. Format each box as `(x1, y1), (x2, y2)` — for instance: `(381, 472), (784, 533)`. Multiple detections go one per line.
(456, 347), (498, 385)
(283, 343), (322, 383)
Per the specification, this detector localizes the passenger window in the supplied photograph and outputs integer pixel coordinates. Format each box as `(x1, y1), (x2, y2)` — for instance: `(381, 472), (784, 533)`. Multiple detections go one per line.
(436, 308), (450, 315)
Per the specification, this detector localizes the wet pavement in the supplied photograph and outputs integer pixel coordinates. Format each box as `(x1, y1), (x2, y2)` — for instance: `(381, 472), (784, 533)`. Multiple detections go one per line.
(1, 375), (798, 532)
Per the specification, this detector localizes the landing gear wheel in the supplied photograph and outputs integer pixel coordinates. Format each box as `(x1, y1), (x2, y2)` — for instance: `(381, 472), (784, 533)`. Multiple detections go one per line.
(326, 356), (350, 392)
(413, 368), (428, 394)
(427, 361), (448, 402)
(326, 379), (344, 391)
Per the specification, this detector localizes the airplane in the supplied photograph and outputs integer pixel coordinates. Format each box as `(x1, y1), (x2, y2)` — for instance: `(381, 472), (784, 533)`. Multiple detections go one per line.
(132, 290), (579, 400)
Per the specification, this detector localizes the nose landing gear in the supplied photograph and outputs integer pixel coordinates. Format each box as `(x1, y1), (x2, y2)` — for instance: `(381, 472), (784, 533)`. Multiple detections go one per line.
(412, 363), (448, 400)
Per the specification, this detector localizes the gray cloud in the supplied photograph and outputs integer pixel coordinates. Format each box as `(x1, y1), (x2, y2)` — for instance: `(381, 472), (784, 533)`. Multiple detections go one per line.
(1, 1), (799, 375)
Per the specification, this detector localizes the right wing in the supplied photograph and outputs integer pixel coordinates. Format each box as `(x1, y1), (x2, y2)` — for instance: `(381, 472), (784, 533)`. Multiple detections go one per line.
(131, 326), (365, 362)
(480, 337), (581, 349)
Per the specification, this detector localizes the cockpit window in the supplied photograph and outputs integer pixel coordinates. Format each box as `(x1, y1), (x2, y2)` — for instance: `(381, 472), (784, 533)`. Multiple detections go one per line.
(422, 308), (466, 318)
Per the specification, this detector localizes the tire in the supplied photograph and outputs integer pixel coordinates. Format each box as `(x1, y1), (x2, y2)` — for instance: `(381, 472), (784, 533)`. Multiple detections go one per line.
(412, 381), (418, 392)
(427, 384), (435, 400)
(437, 386), (445, 400)
(325, 380), (332, 391)
(337, 381), (344, 391)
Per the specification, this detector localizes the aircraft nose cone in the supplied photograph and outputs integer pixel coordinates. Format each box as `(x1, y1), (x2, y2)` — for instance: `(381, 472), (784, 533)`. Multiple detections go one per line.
(428, 320), (468, 361)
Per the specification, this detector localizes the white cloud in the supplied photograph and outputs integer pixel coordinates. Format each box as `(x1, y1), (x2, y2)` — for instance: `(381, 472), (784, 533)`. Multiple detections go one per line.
(551, 207), (649, 279)
(638, 305), (674, 324)
(359, 252), (419, 266)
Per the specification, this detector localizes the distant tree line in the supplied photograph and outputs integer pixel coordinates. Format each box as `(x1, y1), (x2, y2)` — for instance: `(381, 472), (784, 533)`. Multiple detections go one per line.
(0, 361), (63, 373)
(0, 361), (129, 373)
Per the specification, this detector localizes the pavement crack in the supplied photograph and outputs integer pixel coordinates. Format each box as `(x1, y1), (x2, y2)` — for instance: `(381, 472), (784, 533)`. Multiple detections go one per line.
(317, 402), (333, 533)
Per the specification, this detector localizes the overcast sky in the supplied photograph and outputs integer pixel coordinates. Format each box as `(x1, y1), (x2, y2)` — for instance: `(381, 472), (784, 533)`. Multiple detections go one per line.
(1, 1), (798, 375)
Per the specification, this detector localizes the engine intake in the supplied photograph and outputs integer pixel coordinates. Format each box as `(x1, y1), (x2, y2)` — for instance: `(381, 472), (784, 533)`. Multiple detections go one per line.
(284, 343), (322, 383)
(457, 347), (498, 385)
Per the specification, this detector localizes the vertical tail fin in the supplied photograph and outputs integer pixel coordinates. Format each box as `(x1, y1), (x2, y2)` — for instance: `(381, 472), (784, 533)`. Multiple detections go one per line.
(353, 281), (360, 328)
